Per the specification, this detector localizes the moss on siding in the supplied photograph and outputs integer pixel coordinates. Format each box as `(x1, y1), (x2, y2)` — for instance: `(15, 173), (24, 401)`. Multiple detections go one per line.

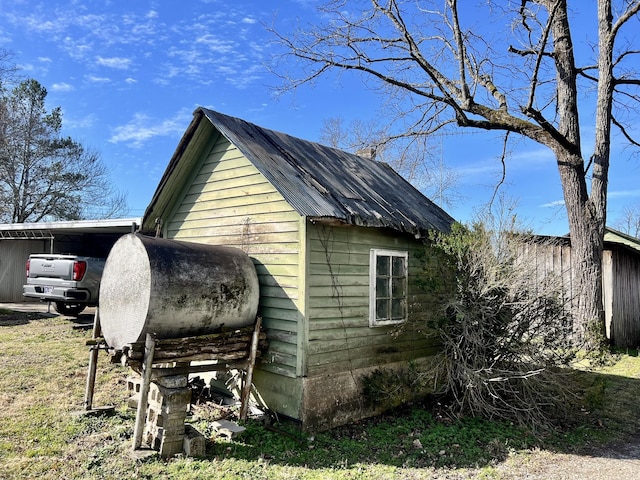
(305, 222), (439, 377)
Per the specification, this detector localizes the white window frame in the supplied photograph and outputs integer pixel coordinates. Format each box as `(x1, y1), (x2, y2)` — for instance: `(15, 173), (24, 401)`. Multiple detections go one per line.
(369, 248), (408, 327)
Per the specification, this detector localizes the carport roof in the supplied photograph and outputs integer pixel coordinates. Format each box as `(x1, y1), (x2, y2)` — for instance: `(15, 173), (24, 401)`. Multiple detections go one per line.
(0, 218), (141, 239)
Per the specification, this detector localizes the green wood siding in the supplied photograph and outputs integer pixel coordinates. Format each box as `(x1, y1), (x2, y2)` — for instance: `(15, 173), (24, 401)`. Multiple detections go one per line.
(164, 137), (303, 378)
(305, 222), (439, 377)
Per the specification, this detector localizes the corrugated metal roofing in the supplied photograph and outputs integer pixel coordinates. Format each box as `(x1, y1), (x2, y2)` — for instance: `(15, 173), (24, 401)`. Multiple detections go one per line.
(198, 108), (454, 237)
(0, 218), (141, 236)
(604, 227), (640, 254)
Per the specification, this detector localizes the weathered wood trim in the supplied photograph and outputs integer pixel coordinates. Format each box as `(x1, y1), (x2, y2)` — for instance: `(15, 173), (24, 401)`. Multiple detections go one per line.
(298, 216), (309, 377)
(603, 250), (613, 339)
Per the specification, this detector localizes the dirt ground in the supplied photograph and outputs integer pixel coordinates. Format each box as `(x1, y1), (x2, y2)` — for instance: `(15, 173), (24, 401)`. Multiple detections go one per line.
(2, 302), (639, 479)
(484, 432), (640, 479)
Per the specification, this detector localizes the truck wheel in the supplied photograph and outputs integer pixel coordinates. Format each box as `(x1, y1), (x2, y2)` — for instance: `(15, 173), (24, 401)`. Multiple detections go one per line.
(54, 302), (86, 316)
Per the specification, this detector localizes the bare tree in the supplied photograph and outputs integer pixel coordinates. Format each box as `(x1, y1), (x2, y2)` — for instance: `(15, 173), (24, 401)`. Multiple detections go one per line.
(319, 116), (460, 208)
(0, 79), (128, 223)
(613, 203), (640, 238)
(271, 0), (640, 349)
(0, 48), (18, 91)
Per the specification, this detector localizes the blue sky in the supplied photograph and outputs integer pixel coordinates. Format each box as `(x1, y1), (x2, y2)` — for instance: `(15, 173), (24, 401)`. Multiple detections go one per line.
(1, 0), (639, 235)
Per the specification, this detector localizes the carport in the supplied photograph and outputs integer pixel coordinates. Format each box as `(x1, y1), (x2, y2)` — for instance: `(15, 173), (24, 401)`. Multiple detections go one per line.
(0, 218), (140, 302)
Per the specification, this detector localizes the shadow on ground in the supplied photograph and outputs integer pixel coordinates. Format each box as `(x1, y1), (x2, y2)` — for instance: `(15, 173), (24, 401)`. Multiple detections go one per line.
(192, 369), (640, 470)
(0, 310), (56, 327)
(0, 303), (95, 327)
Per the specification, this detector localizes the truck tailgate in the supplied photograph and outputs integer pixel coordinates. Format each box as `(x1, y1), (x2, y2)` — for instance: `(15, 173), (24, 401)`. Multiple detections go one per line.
(28, 256), (75, 280)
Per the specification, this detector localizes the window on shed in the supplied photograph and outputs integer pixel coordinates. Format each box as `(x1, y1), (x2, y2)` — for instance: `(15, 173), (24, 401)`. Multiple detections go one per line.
(369, 249), (408, 326)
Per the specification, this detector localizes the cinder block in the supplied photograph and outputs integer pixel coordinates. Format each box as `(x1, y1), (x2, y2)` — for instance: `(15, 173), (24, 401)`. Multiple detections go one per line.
(149, 385), (191, 413)
(128, 393), (139, 409)
(127, 376), (142, 393)
(183, 424), (206, 457)
(158, 416), (187, 433)
(155, 374), (189, 389)
(159, 437), (184, 457)
(212, 419), (246, 440)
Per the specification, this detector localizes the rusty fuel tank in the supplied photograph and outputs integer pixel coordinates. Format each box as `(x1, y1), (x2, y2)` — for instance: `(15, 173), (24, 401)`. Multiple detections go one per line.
(98, 233), (259, 351)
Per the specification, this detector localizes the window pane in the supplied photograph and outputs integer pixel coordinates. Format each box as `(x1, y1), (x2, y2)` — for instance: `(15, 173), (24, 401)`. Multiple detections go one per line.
(377, 255), (390, 276)
(392, 277), (405, 297)
(392, 298), (406, 319)
(371, 250), (408, 325)
(376, 277), (389, 298)
(392, 256), (405, 276)
(376, 299), (389, 320)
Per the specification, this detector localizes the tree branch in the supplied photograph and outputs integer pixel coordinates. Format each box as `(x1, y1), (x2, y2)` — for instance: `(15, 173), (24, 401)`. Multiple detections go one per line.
(611, 114), (640, 147)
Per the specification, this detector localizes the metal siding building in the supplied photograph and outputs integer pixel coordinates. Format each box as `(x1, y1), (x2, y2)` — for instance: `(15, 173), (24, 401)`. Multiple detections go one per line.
(0, 219), (140, 302)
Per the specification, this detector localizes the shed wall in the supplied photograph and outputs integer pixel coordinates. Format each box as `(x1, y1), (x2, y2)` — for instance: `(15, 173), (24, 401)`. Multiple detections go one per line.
(163, 137), (303, 381)
(518, 239), (640, 347)
(608, 247), (640, 348)
(306, 222), (440, 376)
(0, 240), (48, 302)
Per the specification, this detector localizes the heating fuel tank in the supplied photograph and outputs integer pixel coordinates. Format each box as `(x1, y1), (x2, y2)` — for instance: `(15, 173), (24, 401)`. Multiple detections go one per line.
(99, 234), (259, 351)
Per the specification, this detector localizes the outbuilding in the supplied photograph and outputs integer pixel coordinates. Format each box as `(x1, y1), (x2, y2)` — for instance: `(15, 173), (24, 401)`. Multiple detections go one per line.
(518, 227), (640, 348)
(141, 108), (455, 430)
(0, 218), (140, 303)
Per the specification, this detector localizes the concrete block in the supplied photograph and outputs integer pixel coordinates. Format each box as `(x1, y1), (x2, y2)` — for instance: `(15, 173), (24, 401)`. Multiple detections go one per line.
(127, 376), (142, 393)
(158, 416), (187, 433)
(128, 393), (139, 410)
(155, 374), (189, 389)
(148, 385), (191, 413)
(183, 424), (206, 457)
(212, 419), (246, 440)
(159, 437), (184, 457)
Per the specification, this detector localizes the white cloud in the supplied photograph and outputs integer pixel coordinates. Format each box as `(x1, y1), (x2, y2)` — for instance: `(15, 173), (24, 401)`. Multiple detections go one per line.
(125, 77), (137, 84)
(62, 37), (93, 61)
(86, 75), (111, 84)
(242, 17), (257, 24)
(65, 113), (96, 129)
(96, 56), (132, 69)
(109, 111), (192, 147)
(51, 82), (74, 92)
(540, 200), (565, 208)
(195, 34), (236, 54)
(609, 189), (640, 199)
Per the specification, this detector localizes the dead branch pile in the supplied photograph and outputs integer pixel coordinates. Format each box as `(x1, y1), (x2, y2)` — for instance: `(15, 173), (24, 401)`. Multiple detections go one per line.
(415, 223), (580, 431)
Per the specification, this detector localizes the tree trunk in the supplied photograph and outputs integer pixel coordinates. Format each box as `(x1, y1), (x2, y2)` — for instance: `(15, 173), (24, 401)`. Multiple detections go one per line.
(558, 150), (606, 350)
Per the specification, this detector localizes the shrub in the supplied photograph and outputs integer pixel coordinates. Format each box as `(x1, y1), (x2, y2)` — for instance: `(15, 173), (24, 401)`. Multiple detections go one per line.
(414, 222), (580, 431)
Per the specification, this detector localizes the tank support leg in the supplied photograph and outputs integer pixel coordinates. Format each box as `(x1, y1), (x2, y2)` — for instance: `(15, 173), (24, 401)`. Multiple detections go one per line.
(239, 316), (262, 420)
(83, 309), (102, 410)
(133, 333), (156, 450)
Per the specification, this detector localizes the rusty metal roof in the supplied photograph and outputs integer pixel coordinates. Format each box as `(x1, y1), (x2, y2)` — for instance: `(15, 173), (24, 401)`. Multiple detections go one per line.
(145, 108), (455, 237)
(199, 109), (454, 237)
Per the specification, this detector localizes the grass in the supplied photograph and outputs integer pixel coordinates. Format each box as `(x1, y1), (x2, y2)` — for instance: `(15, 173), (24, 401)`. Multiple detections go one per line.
(1, 311), (639, 479)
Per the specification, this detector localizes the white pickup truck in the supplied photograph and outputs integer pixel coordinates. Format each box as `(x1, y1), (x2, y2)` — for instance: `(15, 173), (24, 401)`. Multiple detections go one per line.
(22, 254), (106, 316)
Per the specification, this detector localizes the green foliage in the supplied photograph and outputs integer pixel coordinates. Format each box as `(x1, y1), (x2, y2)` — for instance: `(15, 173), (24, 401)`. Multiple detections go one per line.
(414, 222), (579, 430)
